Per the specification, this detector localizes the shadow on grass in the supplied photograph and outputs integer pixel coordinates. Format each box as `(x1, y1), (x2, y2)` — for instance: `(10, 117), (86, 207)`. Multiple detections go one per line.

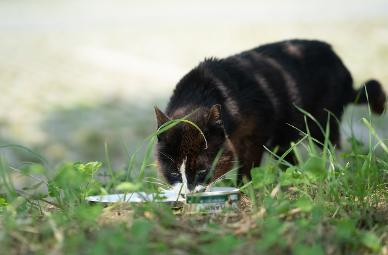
(37, 97), (166, 169)
(0, 98), (164, 173)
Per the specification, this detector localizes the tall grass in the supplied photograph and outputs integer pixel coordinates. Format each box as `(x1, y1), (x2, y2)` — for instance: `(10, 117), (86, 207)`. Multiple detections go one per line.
(0, 110), (387, 255)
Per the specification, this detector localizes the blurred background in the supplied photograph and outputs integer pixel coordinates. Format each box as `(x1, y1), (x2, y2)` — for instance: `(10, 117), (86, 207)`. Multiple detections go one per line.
(0, 0), (387, 170)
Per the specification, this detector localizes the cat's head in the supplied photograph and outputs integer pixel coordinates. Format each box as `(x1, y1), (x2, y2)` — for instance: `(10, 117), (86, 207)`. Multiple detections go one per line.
(154, 105), (231, 191)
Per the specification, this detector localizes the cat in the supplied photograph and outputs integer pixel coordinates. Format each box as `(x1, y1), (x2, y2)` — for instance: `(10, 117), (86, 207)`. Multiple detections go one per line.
(154, 39), (386, 192)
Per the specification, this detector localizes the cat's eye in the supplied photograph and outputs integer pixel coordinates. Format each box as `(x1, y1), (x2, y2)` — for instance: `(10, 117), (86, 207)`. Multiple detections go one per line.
(170, 172), (180, 177)
(197, 169), (207, 176)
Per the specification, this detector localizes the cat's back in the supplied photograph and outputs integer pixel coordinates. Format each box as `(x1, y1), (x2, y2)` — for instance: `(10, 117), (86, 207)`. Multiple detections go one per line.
(227, 39), (353, 112)
(167, 39), (353, 125)
(238, 39), (335, 64)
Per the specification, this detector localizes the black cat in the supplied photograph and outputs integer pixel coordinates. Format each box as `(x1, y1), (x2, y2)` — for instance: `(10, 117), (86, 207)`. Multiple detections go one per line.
(154, 39), (386, 191)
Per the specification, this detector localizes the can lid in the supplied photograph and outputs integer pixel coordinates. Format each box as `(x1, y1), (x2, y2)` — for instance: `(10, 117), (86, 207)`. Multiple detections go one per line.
(186, 187), (239, 198)
(85, 191), (185, 203)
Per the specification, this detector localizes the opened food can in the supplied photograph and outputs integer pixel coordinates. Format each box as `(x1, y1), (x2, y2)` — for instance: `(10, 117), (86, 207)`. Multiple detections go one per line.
(185, 187), (240, 213)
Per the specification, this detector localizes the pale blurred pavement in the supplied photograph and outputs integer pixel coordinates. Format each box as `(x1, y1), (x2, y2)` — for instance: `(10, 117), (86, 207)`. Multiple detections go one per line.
(0, 0), (387, 165)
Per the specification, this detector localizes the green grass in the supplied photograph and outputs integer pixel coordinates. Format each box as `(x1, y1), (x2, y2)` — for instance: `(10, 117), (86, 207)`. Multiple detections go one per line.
(0, 110), (387, 255)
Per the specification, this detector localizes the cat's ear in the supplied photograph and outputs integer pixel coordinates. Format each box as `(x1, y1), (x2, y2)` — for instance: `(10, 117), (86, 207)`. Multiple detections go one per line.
(208, 104), (223, 126)
(154, 106), (170, 128)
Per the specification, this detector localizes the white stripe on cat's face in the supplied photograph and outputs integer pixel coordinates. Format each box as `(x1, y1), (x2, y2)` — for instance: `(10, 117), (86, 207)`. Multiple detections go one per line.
(193, 185), (205, 193)
(179, 158), (188, 193)
(179, 157), (206, 193)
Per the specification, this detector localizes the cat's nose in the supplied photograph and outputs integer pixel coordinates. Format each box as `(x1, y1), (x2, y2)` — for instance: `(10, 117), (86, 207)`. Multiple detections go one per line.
(187, 183), (196, 192)
(193, 185), (205, 192)
(187, 184), (205, 193)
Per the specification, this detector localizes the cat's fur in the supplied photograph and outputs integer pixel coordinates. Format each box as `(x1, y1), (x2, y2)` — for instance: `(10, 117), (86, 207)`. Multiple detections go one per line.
(154, 39), (386, 191)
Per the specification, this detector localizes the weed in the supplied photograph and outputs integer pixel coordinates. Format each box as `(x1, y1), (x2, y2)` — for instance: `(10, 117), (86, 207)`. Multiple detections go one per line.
(0, 112), (387, 255)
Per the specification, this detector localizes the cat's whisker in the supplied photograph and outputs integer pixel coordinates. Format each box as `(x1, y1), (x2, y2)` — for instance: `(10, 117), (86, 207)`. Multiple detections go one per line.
(160, 151), (175, 163)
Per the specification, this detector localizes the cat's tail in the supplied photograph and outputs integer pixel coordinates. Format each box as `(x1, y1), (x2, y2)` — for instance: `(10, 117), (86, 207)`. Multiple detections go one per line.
(352, 79), (386, 115)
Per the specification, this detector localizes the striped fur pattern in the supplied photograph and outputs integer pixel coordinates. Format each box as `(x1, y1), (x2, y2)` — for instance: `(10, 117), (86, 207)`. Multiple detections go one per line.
(154, 39), (386, 190)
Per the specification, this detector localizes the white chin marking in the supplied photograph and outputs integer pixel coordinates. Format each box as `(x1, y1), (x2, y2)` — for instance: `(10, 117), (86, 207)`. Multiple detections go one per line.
(179, 158), (188, 194)
(169, 183), (186, 194)
(193, 185), (205, 193)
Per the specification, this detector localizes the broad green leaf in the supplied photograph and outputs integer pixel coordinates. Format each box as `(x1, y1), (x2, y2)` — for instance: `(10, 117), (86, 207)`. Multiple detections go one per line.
(280, 167), (307, 186)
(116, 182), (142, 192)
(74, 161), (102, 176)
(131, 219), (154, 241)
(361, 232), (381, 252)
(294, 198), (313, 212)
(301, 155), (327, 181)
(201, 234), (242, 254)
(293, 244), (324, 255)
(334, 219), (356, 241)
(251, 166), (276, 188)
